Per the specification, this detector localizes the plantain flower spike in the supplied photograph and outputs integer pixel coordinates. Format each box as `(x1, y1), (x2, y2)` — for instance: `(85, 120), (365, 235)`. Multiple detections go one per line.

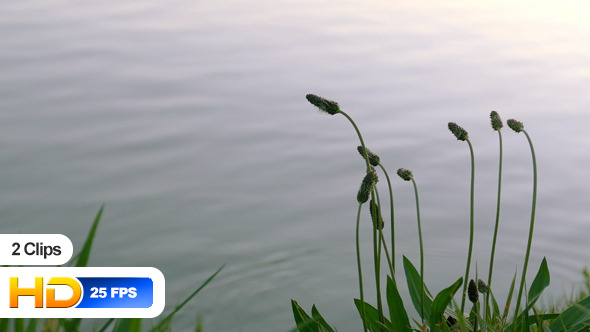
(448, 122), (469, 141)
(357, 167), (378, 204)
(468, 279), (479, 304)
(357, 146), (380, 167)
(477, 278), (489, 294)
(507, 119), (524, 133)
(490, 111), (503, 131)
(397, 168), (413, 181)
(370, 199), (385, 230)
(306, 94), (340, 115)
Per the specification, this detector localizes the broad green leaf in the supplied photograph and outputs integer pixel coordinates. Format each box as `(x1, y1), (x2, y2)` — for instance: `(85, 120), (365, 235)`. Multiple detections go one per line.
(403, 256), (433, 321)
(429, 277), (463, 331)
(548, 295), (590, 332)
(527, 257), (550, 308)
(386, 276), (411, 332)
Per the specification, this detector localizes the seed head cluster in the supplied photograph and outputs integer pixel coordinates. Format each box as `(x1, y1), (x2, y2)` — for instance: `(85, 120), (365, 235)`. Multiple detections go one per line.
(305, 94), (340, 115)
(357, 146), (380, 167)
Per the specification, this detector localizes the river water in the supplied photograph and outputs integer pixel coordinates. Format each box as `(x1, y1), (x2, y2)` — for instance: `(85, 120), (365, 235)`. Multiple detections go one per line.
(2, 1), (590, 330)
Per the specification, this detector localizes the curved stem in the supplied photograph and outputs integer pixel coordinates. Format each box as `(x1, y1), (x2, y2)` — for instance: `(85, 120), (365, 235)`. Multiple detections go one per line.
(356, 203), (368, 332)
(378, 163), (395, 275)
(339, 111), (371, 172)
(461, 138), (476, 313)
(513, 129), (537, 330)
(411, 178), (425, 320)
(486, 130), (503, 326)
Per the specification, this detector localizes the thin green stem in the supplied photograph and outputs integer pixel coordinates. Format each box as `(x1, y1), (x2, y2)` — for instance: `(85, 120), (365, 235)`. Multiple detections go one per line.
(410, 178), (425, 320)
(339, 111), (371, 172)
(373, 189), (384, 323)
(486, 129), (503, 327)
(378, 163), (395, 275)
(356, 203), (368, 332)
(461, 138), (476, 313)
(513, 129), (537, 331)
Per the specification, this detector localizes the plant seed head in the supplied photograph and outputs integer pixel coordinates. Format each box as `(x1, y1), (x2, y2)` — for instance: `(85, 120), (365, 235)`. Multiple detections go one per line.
(357, 167), (378, 204)
(490, 111), (503, 131)
(507, 119), (524, 133)
(448, 122), (469, 141)
(357, 146), (380, 167)
(305, 94), (340, 115)
(468, 279), (479, 304)
(397, 168), (413, 181)
(369, 199), (385, 230)
(477, 279), (489, 293)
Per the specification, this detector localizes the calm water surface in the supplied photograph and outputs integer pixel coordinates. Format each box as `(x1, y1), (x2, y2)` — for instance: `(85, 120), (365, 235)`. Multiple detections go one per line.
(2, 1), (590, 330)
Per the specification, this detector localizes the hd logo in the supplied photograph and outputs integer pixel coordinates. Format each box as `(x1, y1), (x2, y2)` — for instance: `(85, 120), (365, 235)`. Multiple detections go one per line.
(0, 267), (165, 318)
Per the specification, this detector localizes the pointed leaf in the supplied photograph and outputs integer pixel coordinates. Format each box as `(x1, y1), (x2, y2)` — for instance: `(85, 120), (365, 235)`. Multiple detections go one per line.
(291, 300), (318, 332)
(527, 257), (550, 308)
(386, 276), (411, 332)
(311, 305), (336, 332)
(429, 277), (463, 331)
(403, 256), (433, 321)
(354, 299), (392, 332)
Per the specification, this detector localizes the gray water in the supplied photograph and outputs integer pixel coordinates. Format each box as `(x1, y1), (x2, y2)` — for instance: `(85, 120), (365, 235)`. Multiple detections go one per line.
(2, 1), (590, 330)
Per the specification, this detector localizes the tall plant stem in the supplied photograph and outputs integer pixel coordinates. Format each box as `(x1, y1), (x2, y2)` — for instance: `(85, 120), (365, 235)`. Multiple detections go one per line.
(356, 203), (368, 332)
(340, 110), (385, 322)
(513, 129), (537, 330)
(461, 138), (476, 313)
(485, 130), (503, 325)
(373, 189), (384, 323)
(378, 164), (395, 275)
(410, 177), (425, 320)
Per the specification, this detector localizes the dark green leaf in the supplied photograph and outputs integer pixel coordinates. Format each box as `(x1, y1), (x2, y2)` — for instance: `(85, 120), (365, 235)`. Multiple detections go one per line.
(429, 277), (463, 331)
(527, 257), (550, 308)
(548, 295), (590, 332)
(403, 256), (433, 321)
(291, 300), (318, 332)
(386, 276), (411, 332)
(354, 299), (391, 332)
(311, 305), (336, 332)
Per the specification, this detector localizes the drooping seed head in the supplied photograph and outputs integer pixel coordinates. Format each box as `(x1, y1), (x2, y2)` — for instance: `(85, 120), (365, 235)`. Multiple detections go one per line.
(507, 119), (524, 133)
(370, 199), (384, 230)
(357, 146), (380, 167)
(397, 168), (413, 181)
(468, 279), (479, 304)
(448, 122), (469, 141)
(477, 279), (489, 294)
(305, 94), (340, 115)
(357, 167), (378, 204)
(490, 111), (503, 131)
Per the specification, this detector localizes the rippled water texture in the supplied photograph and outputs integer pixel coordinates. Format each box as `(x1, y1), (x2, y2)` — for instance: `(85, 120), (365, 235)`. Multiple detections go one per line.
(2, 1), (590, 330)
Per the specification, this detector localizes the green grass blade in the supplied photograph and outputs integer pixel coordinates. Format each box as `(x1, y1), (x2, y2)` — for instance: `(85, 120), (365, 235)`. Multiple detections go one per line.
(403, 256), (433, 321)
(14, 318), (24, 332)
(548, 295), (590, 332)
(502, 271), (518, 322)
(74, 204), (104, 267)
(0, 319), (8, 332)
(386, 276), (411, 332)
(311, 305), (336, 332)
(527, 257), (550, 308)
(154, 264), (224, 331)
(429, 277), (463, 331)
